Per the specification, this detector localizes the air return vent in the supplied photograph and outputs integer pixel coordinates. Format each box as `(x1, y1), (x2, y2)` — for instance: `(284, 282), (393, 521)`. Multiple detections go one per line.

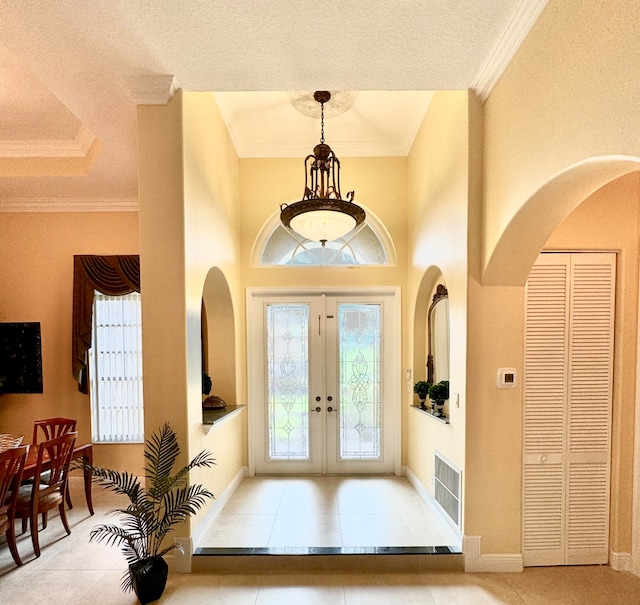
(434, 452), (461, 527)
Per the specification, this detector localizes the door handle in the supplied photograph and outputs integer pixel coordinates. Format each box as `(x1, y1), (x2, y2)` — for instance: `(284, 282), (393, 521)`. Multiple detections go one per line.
(312, 406), (322, 413)
(327, 406), (335, 412)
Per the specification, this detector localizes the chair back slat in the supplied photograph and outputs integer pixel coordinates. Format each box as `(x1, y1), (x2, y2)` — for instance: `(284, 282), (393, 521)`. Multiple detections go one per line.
(34, 432), (77, 495)
(32, 418), (77, 445)
(0, 445), (29, 516)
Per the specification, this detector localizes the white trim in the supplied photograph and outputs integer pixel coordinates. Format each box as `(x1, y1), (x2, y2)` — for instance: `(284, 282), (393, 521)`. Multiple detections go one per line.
(472, 0), (548, 103)
(0, 124), (97, 158)
(611, 551), (633, 573)
(169, 537), (192, 573)
(124, 75), (180, 105)
(0, 198), (138, 213)
(192, 465), (248, 550)
(405, 466), (462, 544)
(463, 535), (524, 573)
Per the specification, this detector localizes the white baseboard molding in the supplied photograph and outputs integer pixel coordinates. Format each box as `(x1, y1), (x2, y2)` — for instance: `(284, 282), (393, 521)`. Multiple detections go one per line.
(610, 551), (632, 572)
(167, 465), (248, 573)
(463, 536), (524, 573)
(404, 466), (462, 543)
(191, 465), (248, 549)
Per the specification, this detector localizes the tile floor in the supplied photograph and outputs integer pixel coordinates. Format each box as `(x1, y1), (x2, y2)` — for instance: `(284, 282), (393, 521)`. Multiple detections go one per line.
(197, 475), (461, 550)
(1, 478), (640, 604)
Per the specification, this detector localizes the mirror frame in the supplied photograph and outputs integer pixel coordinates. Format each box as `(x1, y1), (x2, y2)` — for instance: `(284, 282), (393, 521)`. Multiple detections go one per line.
(426, 284), (448, 385)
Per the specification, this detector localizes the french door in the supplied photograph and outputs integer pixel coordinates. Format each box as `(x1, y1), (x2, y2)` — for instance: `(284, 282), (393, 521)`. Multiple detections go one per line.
(248, 289), (400, 475)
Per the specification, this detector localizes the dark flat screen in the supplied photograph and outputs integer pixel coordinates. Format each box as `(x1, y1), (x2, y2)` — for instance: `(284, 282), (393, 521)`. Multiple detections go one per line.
(0, 322), (43, 394)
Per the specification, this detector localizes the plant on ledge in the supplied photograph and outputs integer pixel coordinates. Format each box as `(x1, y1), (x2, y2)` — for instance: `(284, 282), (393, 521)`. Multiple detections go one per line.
(429, 380), (450, 417)
(413, 381), (431, 408)
(78, 422), (216, 604)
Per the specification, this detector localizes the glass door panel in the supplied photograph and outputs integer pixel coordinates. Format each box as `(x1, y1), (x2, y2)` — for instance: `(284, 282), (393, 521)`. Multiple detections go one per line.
(250, 290), (398, 475)
(338, 303), (381, 459)
(266, 304), (310, 460)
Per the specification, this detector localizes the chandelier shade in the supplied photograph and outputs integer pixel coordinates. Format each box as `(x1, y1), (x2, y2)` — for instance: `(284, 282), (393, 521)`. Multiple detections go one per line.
(280, 91), (365, 245)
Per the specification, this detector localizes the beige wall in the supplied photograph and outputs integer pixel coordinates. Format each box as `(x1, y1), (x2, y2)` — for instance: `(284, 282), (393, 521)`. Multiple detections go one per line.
(483, 0), (640, 285)
(0, 211), (143, 470)
(137, 91), (245, 536)
(405, 91), (474, 511)
(468, 0), (640, 558)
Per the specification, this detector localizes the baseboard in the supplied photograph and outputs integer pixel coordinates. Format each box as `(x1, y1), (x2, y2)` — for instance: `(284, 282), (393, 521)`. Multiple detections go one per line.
(404, 466), (462, 543)
(169, 465), (248, 573)
(192, 465), (248, 549)
(463, 536), (524, 573)
(610, 551), (632, 572)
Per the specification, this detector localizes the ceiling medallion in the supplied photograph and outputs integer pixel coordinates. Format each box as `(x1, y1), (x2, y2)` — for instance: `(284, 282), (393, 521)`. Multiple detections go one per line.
(280, 91), (365, 246)
(289, 90), (357, 118)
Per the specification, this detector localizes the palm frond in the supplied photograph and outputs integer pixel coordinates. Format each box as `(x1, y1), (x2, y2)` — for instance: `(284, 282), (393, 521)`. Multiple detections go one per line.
(144, 422), (179, 488)
(86, 422), (215, 587)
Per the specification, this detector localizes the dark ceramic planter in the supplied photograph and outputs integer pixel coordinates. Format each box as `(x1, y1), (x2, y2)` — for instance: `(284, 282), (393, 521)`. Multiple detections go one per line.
(130, 555), (168, 604)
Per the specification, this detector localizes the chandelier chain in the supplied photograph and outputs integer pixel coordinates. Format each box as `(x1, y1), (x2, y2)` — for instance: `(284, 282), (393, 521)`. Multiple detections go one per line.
(320, 100), (325, 144)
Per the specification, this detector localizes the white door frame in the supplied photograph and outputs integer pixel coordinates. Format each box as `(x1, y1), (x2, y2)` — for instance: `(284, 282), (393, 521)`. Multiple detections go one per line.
(246, 286), (401, 477)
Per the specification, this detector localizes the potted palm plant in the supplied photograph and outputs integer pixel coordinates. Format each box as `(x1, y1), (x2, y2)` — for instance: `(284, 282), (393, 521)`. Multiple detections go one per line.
(78, 422), (216, 604)
(414, 381), (431, 409)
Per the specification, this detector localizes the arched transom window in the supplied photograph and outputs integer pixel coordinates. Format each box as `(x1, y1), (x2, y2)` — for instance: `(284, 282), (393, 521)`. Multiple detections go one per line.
(256, 207), (395, 267)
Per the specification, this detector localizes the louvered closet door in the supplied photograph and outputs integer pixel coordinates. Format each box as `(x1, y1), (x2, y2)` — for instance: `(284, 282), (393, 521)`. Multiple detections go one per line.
(523, 252), (614, 567)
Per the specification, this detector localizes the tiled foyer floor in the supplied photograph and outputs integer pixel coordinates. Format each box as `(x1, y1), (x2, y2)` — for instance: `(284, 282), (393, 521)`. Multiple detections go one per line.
(197, 475), (462, 550)
(2, 479), (640, 603)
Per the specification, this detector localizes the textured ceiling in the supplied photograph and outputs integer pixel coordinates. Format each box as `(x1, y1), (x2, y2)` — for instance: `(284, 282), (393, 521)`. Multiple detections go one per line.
(0, 0), (547, 207)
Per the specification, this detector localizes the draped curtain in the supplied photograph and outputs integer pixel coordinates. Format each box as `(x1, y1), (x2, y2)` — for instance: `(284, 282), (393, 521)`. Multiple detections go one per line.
(72, 255), (140, 393)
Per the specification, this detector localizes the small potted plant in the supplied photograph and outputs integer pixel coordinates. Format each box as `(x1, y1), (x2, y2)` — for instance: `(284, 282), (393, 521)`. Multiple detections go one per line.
(77, 423), (216, 604)
(414, 381), (431, 409)
(429, 380), (450, 417)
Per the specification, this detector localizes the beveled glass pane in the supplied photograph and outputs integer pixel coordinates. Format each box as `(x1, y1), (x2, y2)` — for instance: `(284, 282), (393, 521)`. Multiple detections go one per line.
(266, 304), (309, 459)
(338, 303), (381, 459)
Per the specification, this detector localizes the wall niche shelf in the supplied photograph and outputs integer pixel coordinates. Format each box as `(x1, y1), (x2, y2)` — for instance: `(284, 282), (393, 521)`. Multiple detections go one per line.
(411, 404), (449, 424)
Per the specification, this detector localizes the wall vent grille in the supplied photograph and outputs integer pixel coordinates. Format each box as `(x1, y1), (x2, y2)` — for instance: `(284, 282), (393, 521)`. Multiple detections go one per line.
(434, 451), (461, 527)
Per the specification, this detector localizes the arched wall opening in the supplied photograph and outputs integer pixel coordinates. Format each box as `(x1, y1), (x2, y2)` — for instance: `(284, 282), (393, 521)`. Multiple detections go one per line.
(201, 267), (236, 405)
(413, 266), (447, 386)
(466, 156), (640, 568)
(482, 156), (640, 287)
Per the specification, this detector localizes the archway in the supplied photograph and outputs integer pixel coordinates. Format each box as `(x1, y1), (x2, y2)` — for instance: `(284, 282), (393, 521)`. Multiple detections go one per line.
(201, 267), (236, 405)
(482, 156), (640, 287)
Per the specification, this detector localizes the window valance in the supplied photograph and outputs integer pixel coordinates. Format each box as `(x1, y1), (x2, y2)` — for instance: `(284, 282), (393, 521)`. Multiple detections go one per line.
(72, 255), (140, 393)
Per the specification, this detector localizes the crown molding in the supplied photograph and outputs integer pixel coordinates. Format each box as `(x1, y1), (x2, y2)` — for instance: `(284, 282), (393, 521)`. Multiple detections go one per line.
(472, 0), (548, 102)
(0, 198), (138, 213)
(124, 75), (180, 105)
(0, 125), (96, 158)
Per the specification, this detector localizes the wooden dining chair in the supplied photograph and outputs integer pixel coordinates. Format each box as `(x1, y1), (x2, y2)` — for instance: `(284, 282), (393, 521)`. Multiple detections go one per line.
(0, 444), (29, 566)
(14, 432), (77, 558)
(30, 418), (77, 508)
(32, 418), (77, 445)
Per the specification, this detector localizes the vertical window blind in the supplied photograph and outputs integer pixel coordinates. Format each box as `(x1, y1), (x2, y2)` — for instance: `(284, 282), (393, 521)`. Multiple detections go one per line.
(89, 291), (144, 443)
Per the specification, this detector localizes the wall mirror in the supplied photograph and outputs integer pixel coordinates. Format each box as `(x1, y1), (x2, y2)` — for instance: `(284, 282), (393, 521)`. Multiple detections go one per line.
(427, 284), (449, 384)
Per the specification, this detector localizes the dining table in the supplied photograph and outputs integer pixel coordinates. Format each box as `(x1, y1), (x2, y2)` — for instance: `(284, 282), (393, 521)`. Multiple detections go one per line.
(22, 442), (95, 515)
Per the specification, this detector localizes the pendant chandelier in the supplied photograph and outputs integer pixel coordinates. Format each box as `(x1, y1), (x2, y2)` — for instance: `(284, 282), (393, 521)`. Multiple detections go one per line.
(280, 91), (365, 246)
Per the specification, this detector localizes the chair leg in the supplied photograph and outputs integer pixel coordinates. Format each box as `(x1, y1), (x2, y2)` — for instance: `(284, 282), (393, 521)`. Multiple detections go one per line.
(58, 501), (71, 535)
(41, 511), (48, 529)
(7, 521), (23, 566)
(30, 508), (41, 558)
(21, 517), (27, 534)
